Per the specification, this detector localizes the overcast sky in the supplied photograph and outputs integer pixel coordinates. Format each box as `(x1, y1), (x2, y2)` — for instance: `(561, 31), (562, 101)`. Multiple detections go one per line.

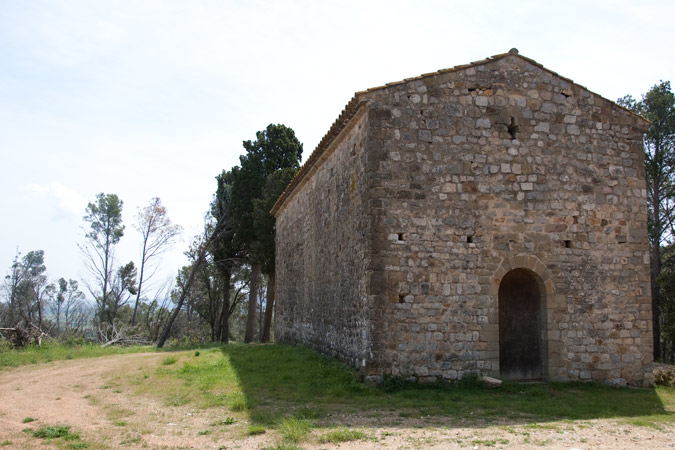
(1, 0), (674, 298)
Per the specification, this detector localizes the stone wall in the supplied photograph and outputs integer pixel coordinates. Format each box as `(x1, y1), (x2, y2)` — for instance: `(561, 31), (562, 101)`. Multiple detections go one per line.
(274, 107), (373, 369)
(274, 52), (653, 386)
(360, 54), (652, 386)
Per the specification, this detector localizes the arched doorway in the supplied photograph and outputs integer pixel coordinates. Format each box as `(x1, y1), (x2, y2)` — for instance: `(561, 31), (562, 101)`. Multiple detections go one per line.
(498, 268), (543, 380)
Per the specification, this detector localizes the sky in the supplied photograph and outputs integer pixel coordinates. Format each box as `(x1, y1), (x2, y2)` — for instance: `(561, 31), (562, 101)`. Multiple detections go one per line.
(1, 0), (674, 299)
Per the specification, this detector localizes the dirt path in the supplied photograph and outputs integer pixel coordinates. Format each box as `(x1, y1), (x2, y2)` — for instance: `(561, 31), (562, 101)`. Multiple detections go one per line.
(0, 353), (673, 449)
(0, 353), (277, 449)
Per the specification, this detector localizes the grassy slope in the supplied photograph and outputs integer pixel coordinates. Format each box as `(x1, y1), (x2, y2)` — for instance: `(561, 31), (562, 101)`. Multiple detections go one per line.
(0, 341), (230, 369)
(143, 344), (675, 428)
(3, 342), (673, 449)
(3, 342), (672, 428)
(0, 342), (158, 368)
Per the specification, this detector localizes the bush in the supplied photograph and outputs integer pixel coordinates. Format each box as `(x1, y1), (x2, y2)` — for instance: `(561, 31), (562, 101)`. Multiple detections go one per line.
(63, 336), (87, 347)
(0, 338), (13, 352)
(654, 364), (675, 387)
(162, 356), (177, 365)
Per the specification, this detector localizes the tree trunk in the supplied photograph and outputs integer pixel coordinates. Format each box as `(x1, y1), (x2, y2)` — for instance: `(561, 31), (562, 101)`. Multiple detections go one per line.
(261, 273), (275, 343)
(258, 283), (264, 341)
(244, 263), (260, 343)
(652, 260), (662, 362)
(651, 187), (662, 361)
(157, 221), (226, 348)
(131, 248), (147, 327)
(157, 265), (198, 348)
(217, 268), (232, 343)
(35, 287), (43, 330)
(55, 303), (61, 338)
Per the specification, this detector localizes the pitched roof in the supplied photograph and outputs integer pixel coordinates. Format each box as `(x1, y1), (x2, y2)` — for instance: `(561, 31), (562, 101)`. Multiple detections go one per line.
(271, 49), (648, 217)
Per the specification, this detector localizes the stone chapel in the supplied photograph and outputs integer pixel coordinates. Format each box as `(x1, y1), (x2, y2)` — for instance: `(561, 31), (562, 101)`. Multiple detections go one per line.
(270, 49), (653, 386)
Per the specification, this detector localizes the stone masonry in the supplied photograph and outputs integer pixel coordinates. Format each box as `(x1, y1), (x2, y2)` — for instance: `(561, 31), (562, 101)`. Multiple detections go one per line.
(271, 50), (654, 386)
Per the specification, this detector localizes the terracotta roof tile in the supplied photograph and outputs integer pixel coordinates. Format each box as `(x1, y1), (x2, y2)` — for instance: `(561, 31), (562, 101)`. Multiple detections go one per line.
(270, 95), (367, 216)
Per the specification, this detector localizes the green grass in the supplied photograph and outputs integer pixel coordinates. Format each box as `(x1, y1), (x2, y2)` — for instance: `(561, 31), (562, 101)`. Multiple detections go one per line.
(267, 444), (302, 450)
(22, 417), (37, 423)
(0, 342), (156, 368)
(32, 425), (80, 440)
(0, 340), (227, 370)
(277, 417), (311, 443)
(142, 344), (675, 430)
(164, 390), (191, 406)
(247, 425), (266, 435)
(162, 356), (178, 365)
(28, 424), (90, 448)
(218, 417), (236, 425)
(318, 428), (366, 443)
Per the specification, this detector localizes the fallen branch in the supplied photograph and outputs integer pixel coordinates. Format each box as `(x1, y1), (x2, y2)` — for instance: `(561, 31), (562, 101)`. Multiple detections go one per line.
(0, 324), (45, 348)
(29, 323), (50, 346)
(100, 336), (123, 348)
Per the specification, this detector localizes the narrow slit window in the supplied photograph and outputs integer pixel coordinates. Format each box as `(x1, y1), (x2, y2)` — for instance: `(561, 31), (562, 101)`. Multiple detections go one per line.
(397, 233), (404, 241)
(564, 240), (572, 248)
(508, 117), (518, 140)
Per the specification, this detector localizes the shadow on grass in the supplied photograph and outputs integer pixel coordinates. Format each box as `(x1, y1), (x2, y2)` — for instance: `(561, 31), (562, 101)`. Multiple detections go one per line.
(217, 344), (673, 428)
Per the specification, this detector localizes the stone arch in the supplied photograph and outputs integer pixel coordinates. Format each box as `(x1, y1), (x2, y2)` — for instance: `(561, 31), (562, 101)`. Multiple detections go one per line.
(490, 254), (554, 297)
(482, 254), (563, 381)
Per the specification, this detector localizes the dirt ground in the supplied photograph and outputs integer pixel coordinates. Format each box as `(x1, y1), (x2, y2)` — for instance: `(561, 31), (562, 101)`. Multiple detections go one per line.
(0, 353), (673, 449)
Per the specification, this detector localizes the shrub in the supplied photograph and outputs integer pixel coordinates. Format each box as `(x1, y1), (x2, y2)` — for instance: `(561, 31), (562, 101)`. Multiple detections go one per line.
(0, 338), (13, 352)
(654, 364), (675, 387)
(162, 356), (177, 365)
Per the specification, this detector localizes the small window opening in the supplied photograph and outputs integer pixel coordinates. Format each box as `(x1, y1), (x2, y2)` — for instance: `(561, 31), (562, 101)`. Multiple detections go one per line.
(564, 240), (572, 248)
(573, 215), (579, 224)
(467, 235), (474, 243)
(398, 294), (406, 304)
(507, 117), (518, 140)
(397, 233), (404, 241)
